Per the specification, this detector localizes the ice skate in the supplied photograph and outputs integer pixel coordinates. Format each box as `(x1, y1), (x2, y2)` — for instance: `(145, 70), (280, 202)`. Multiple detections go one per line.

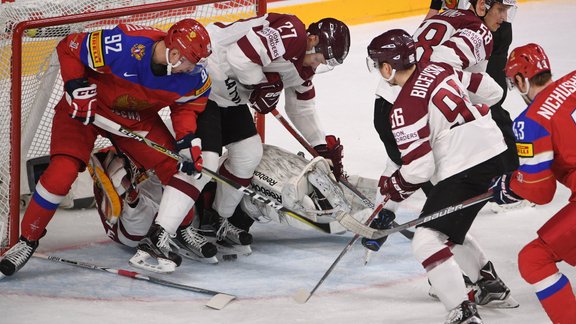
(173, 224), (218, 264)
(474, 261), (519, 308)
(200, 209), (252, 256)
(0, 235), (40, 280)
(445, 300), (483, 324)
(129, 224), (182, 273)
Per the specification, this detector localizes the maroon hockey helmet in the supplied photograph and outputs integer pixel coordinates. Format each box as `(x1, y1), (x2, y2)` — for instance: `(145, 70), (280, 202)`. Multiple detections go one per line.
(307, 18), (350, 66)
(366, 29), (416, 71)
(165, 19), (212, 64)
(505, 43), (551, 82)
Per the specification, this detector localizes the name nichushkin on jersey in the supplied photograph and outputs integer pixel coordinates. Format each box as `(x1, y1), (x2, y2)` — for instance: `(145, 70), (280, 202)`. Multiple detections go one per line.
(537, 74), (576, 120)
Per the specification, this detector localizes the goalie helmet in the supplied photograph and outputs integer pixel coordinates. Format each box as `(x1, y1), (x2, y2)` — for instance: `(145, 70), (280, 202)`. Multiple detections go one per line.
(307, 18), (350, 66)
(165, 19), (212, 64)
(505, 43), (550, 82)
(366, 29), (416, 71)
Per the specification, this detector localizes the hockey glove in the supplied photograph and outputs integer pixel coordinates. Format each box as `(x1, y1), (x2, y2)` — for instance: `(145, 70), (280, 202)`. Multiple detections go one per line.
(490, 172), (523, 205)
(314, 135), (345, 180)
(65, 78), (97, 125)
(380, 170), (420, 202)
(249, 72), (283, 114)
(361, 208), (396, 251)
(175, 133), (203, 179)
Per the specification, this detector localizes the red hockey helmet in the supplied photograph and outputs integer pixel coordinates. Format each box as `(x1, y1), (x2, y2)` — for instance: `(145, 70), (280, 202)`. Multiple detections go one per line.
(505, 43), (551, 82)
(307, 18), (350, 66)
(366, 29), (416, 71)
(165, 19), (211, 64)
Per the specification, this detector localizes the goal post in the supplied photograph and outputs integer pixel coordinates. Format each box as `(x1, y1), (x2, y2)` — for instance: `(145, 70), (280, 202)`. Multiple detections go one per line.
(0, 0), (267, 253)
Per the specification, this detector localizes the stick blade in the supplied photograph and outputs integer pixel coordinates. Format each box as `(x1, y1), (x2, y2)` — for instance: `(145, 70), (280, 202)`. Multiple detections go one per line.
(205, 293), (236, 310)
(292, 288), (312, 304)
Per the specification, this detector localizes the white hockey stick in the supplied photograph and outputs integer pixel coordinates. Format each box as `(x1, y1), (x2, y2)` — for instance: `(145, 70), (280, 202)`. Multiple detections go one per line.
(34, 253), (235, 309)
(92, 114), (336, 234)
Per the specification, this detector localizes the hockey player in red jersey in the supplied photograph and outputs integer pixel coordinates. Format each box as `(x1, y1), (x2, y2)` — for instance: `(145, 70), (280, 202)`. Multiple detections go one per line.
(365, 29), (512, 324)
(491, 43), (576, 323)
(194, 14), (350, 253)
(0, 19), (216, 277)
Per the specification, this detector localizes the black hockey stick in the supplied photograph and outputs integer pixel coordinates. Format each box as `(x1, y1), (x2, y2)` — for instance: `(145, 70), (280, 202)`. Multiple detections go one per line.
(293, 200), (386, 304)
(270, 108), (414, 240)
(341, 190), (494, 240)
(34, 253), (235, 309)
(92, 114), (334, 234)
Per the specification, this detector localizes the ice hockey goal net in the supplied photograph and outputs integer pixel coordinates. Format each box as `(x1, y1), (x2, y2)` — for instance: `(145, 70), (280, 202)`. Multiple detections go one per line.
(0, 0), (266, 253)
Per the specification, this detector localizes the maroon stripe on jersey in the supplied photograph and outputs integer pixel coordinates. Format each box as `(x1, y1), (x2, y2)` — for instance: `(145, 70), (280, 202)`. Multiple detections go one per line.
(296, 87), (315, 100)
(467, 72), (482, 93)
(238, 35), (263, 66)
(118, 219), (146, 242)
(167, 177), (201, 200)
(220, 164), (252, 186)
(443, 40), (471, 70)
(401, 141), (432, 165)
(422, 246), (453, 272)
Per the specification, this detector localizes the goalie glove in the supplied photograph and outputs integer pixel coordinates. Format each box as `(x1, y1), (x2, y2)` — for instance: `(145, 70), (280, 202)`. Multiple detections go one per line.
(490, 172), (523, 205)
(314, 135), (344, 180)
(249, 72), (283, 114)
(379, 170), (420, 202)
(175, 133), (203, 179)
(64, 78), (97, 125)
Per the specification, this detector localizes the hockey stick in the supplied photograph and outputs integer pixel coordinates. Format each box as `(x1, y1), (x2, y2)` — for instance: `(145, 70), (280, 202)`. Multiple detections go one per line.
(92, 114), (334, 234)
(339, 190), (494, 240)
(269, 109), (414, 240)
(293, 199), (386, 304)
(33, 253), (235, 310)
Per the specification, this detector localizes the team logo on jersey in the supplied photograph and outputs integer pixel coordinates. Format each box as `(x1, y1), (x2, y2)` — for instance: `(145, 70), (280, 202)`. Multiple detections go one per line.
(187, 31), (196, 41)
(89, 30), (104, 68)
(516, 142), (534, 158)
(131, 44), (146, 60)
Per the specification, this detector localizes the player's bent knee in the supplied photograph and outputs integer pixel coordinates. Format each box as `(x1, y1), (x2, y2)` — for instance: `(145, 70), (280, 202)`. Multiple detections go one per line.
(518, 238), (560, 284)
(39, 155), (84, 195)
(412, 227), (450, 264)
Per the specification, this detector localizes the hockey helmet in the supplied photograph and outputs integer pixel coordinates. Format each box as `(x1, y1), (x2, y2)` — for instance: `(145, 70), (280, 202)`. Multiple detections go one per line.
(366, 29), (416, 72)
(307, 18), (350, 66)
(505, 43), (550, 83)
(165, 19), (212, 64)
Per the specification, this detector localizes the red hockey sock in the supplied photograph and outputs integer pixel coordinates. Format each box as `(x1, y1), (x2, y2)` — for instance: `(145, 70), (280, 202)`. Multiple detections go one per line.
(536, 274), (576, 324)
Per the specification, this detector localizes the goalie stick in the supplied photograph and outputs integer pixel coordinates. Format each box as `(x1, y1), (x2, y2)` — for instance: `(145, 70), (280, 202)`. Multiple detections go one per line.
(293, 199), (386, 304)
(33, 253), (235, 310)
(92, 114), (336, 235)
(270, 108), (414, 241)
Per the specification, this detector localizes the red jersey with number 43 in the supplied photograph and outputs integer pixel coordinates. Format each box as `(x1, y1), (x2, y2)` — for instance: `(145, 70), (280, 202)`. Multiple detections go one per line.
(413, 9), (493, 72)
(391, 62), (506, 186)
(510, 71), (576, 204)
(56, 23), (211, 138)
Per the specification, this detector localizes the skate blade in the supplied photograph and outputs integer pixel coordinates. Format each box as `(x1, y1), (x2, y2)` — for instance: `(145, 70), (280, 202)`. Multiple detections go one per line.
(129, 250), (177, 273)
(213, 239), (252, 256)
(481, 295), (520, 309)
(293, 288), (312, 304)
(206, 293), (236, 310)
(175, 248), (219, 264)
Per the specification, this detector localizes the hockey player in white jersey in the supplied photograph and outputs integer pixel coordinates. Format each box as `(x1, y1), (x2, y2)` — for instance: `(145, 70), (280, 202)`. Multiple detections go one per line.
(365, 29), (514, 324)
(195, 14), (350, 253)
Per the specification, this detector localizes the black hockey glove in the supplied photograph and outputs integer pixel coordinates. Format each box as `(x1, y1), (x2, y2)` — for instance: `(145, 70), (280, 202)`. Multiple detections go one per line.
(490, 172), (523, 205)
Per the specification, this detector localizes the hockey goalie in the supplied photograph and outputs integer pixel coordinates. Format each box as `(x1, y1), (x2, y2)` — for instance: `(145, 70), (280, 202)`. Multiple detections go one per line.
(91, 144), (377, 264)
